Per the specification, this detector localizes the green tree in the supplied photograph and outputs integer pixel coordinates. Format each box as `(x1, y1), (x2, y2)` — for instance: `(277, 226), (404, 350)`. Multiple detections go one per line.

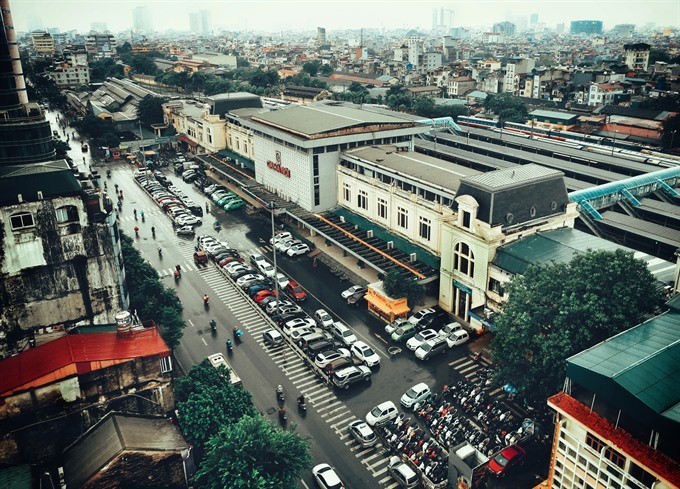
(380, 270), (424, 307)
(484, 93), (528, 123)
(386, 84), (411, 111)
(120, 234), (185, 349)
(491, 249), (662, 403)
(302, 60), (322, 77)
(117, 41), (132, 54)
(195, 415), (311, 489)
(137, 95), (167, 125)
(90, 57), (124, 82)
(175, 361), (256, 447)
(319, 64), (333, 76)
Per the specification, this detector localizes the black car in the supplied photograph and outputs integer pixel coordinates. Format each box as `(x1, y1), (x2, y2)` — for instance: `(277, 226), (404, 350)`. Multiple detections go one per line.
(417, 309), (449, 330)
(213, 250), (240, 262)
(232, 268), (257, 281)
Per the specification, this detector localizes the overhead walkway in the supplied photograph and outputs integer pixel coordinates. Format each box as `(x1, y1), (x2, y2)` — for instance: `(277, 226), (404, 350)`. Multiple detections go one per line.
(416, 117), (465, 135)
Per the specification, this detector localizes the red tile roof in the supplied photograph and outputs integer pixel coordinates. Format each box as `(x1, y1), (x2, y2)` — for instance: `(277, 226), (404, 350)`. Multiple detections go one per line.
(0, 328), (170, 396)
(549, 392), (680, 487)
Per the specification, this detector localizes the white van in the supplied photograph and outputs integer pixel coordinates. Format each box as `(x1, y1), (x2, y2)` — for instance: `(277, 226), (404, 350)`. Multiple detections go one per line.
(207, 353), (242, 387)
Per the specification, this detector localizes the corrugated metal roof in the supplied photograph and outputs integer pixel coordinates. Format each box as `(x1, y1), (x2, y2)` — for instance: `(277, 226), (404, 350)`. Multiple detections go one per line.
(0, 160), (82, 205)
(601, 211), (680, 247)
(251, 102), (418, 137)
(568, 311), (680, 420)
(462, 163), (561, 190)
(529, 109), (578, 120)
(0, 328), (170, 396)
(492, 227), (675, 283)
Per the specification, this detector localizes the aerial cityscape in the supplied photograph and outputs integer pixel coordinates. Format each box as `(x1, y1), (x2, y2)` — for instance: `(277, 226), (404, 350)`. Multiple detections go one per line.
(0, 0), (679, 488)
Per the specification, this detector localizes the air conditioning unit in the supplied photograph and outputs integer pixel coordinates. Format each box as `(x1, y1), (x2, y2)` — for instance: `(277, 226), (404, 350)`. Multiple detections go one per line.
(367, 230), (373, 238)
(409, 253), (417, 262)
(340, 216), (345, 223)
(37, 191), (44, 200)
(387, 241), (394, 250)
(17, 194), (23, 203)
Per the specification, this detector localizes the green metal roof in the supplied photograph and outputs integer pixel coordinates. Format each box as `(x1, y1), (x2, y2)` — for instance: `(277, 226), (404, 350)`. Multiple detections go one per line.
(492, 227), (675, 284)
(0, 160), (82, 205)
(0, 465), (32, 489)
(567, 310), (680, 426)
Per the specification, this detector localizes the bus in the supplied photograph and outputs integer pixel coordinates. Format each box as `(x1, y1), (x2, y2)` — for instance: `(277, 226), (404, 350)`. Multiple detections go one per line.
(207, 353), (243, 387)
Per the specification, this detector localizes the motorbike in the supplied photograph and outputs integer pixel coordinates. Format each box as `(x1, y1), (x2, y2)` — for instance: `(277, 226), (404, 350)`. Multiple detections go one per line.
(278, 407), (287, 424)
(106, 169), (111, 178)
(233, 327), (244, 343)
(297, 397), (307, 412)
(276, 385), (285, 403)
(226, 339), (233, 352)
(213, 221), (221, 231)
(210, 320), (217, 333)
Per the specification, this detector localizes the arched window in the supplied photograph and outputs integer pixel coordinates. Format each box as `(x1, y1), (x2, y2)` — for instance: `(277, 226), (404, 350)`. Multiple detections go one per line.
(453, 242), (475, 278)
(56, 205), (79, 224)
(10, 212), (35, 230)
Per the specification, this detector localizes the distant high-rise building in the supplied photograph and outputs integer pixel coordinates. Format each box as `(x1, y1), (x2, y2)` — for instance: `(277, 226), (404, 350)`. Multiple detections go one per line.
(556, 23), (565, 35)
(431, 7), (453, 31)
(132, 6), (153, 34)
(407, 36), (423, 66)
(316, 27), (327, 46)
(570, 20), (603, 35)
(31, 31), (56, 55)
(189, 12), (200, 33)
(492, 21), (516, 35)
(530, 13), (539, 26)
(90, 22), (107, 32)
(200, 10), (211, 34)
(611, 24), (636, 37)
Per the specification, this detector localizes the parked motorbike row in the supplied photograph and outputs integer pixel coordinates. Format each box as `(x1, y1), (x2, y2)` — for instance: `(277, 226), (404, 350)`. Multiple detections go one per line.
(415, 377), (526, 458)
(375, 413), (449, 486)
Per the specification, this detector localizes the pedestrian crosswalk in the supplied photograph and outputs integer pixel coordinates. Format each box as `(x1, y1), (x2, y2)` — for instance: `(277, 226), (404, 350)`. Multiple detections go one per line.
(193, 262), (399, 488)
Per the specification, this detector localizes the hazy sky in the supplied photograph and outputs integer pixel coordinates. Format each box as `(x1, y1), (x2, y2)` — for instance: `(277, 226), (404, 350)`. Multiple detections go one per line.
(11, 0), (680, 34)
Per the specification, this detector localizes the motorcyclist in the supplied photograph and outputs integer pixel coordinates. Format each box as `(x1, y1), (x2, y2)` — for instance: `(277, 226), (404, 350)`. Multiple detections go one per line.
(210, 319), (217, 332)
(226, 339), (233, 350)
(276, 385), (284, 399)
(297, 394), (305, 406)
(278, 406), (286, 421)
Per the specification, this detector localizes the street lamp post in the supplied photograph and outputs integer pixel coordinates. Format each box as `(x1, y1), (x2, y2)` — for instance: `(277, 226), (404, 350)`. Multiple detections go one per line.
(670, 130), (677, 151)
(269, 201), (279, 309)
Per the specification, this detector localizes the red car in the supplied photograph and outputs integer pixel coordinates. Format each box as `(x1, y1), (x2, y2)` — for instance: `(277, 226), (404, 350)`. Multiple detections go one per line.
(254, 290), (276, 303)
(219, 256), (244, 267)
(488, 445), (526, 477)
(285, 280), (307, 302)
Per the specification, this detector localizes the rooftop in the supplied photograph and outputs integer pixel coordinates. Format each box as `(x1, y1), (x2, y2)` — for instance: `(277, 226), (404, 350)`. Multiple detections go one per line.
(462, 163), (562, 190)
(251, 101), (422, 139)
(0, 160), (82, 205)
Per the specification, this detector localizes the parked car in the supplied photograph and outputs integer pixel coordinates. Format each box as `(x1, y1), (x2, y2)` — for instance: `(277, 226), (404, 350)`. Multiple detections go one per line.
(406, 329), (439, 351)
(250, 253), (267, 267)
(439, 322), (464, 337)
(270, 231), (292, 245)
(446, 329), (470, 348)
(312, 463), (344, 489)
(275, 311), (308, 326)
(416, 309), (449, 330)
(414, 336), (449, 360)
(275, 272), (289, 289)
(385, 317), (409, 336)
(314, 309), (334, 329)
(387, 456), (420, 488)
(365, 401), (398, 426)
(408, 308), (435, 326)
(341, 285), (367, 299)
(390, 323), (418, 342)
(314, 348), (351, 369)
(265, 300), (295, 315)
(282, 317), (316, 335)
(488, 445), (527, 477)
(236, 273), (265, 288)
(350, 341), (380, 367)
(262, 329), (284, 347)
(400, 382), (431, 409)
(253, 290), (276, 303)
(286, 243), (310, 257)
(176, 225), (195, 236)
(285, 280), (307, 302)
(331, 322), (357, 346)
(347, 420), (377, 448)
(258, 261), (276, 278)
(331, 365), (371, 389)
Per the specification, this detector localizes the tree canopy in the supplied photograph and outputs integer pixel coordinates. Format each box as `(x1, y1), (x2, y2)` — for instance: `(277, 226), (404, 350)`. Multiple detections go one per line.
(174, 361), (256, 447)
(490, 249), (662, 402)
(194, 415), (311, 489)
(483, 93), (528, 124)
(137, 95), (168, 125)
(90, 57), (124, 82)
(380, 270), (424, 307)
(302, 60), (322, 77)
(120, 233), (185, 349)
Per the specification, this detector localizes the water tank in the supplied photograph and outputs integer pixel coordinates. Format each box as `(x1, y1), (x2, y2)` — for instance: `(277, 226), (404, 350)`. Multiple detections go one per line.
(115, 311), (133, 334)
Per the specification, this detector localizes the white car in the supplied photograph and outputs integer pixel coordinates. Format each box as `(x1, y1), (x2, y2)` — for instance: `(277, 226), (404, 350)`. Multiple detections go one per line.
(277, 239), (301, 254)
(446, 329), (470, 348)
(385, 318), (409, 335)
(226, 261), (246, 273)
(314, 348), (351, 368)
(176, 214), (201, 226)
(258, 261), (276, 278)
(332, 322), (357, 346)
(265, 300), (295, 315)
(341, 285), (367, 299)
(312, 463), (344, 489)
(286, 243), (310, 257)
(351, 341), (380, 367)
(275, 272), (289, 289)
(270, 231), (292, 245)
(314, 309), (334, 329)
(228, 265), (251, 278)
(236, 273), (265, 287)
(400, 382), (431, 409)
(439, 322), (464, 337)
(274, 238), (295, 252)
(408, 307), (435, 325)
(365, 400), (398, 426)
(282, 317), (316, 335)
(250, 253), (267, 267)
(406, 329), (439, 351)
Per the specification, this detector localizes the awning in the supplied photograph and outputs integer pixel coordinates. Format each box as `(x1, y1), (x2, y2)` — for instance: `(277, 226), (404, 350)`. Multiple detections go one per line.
(366, 295), (410, 316)
(218, 148), (255, 170)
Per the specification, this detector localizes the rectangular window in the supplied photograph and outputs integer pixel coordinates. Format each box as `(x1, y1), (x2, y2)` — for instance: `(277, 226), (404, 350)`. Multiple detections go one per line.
(418, 216), (431, 241)
(604, 447), (625, 469)
(462, 210), (471, 228)
(314, 186), (320, 206)
(585, 433), (604, 454)
(11, 213), (35, 230)
(343, 183), (351, 202)
(235, 140), (240, 150)
(313, 155), (319, 176)
(489, 278), (504, 295)
(357, 190), (368, 210)
(377, 198), (387, 219)
(56, 206), (79, 224)
(397, 206), (408, 229)
(160, 356), (173, 373)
